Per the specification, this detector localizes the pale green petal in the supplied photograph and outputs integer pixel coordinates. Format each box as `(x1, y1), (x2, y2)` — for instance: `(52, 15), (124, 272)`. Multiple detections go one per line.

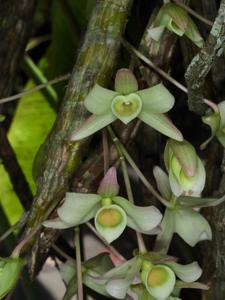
(137, 83), (175, 113)
(169, 140), (197, 177)
(113, 196), (162, 233)
(95, 204), (127, 243)
(169, 167), (183, 197)
(97, 167), (119, 197)
(144, 265), (176, 300)
(186, 158), (206, 196)
(71, 113), (116, 141)
(217, 131), (225, 147)
(104, 257), (142, 299)
(185, 18), (204, 48)
(154, 208), (175, 254)
(165, 261), (202, 283)
(139, 111), (183, 141)
(147, 26), (166, 42)
(202, 113), (220, 136)
(166, 3), (188, 33)
(153, 166), (172, 200)
(174, 207), (212, 246)
(111, 93), (142, 124)
(178, 194), (225, 208)
(43, 217), (75, 229)
(218, 101), (225, 128)
(84, 84), (117, 114)
(57, 193), (101, 225)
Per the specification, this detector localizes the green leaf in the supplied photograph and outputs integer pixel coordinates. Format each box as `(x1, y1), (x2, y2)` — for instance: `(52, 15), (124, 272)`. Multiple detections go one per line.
(0, 257), (23, 299)
(154, 208), (175, 254)
(57, 193), (100, 225)
(139, 112), (183, 141)
(174, 207), (212, 246)
(95, 204), (127, 243)
(178, 194), (225, 208)
(111, 93), (142, 124)
(143, 264), (176, 300)
(153, 166), (172, 200)
(114, 69), (138, 95)
(84, 84), (117, 114)
(71, 113), (116, 140)
(113, 196), (162, 234)
(165, 262), (202, 283)
(169, 140), (197, 177)
(137, 83), (175, 113)
(218, 101), (225, 128)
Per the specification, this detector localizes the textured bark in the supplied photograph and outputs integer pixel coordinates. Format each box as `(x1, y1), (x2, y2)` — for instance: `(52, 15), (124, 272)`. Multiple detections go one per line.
(22, 0), (133, 276)
(185, 0), (225, 115)
(0, 1), (36, 208)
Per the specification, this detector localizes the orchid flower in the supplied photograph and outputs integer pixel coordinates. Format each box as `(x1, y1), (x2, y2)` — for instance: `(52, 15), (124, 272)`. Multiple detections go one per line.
(153, 166), (225, 252)
(147, 3), (203, 48)
(44, 167), (162, 243)
(71, 69), (183, 141)
(202, 100), (225, 148)
(164, 139), (206, 197)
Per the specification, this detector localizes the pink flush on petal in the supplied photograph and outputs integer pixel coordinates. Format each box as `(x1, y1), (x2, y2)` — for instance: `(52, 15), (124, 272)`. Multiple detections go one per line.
(98, 167), (119, 197)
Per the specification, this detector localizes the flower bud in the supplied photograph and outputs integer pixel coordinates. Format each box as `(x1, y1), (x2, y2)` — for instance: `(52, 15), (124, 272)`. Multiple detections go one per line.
(114, 69), (138, 95)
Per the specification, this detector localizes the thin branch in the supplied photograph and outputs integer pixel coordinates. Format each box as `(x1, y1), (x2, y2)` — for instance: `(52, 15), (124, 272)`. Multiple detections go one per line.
(75, 228), (83, 300)
(172, 0), (213, 27)
(0, 73), (70, 104)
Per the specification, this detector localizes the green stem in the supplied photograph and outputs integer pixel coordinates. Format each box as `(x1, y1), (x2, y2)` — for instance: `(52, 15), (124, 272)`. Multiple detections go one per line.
(102, 129), (109, 174)
(75, 228), (83, 300)
(108, 126), (171, 208)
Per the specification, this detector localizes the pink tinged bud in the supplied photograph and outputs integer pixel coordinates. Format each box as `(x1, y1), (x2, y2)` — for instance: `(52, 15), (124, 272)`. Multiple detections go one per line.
(98, 167), (119, 197)
(114, 69), (138, 95)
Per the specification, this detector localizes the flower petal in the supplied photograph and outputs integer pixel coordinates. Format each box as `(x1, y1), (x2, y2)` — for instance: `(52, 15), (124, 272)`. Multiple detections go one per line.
(139, 111), (183, 141)
(217, 131), (225, 147)
(168, 140), (197, 177)
(174, 207), (212, 246)
(166, 3), (188, 32)
(70, 113), (116, 141)
(154, 208), (175, 254)
(104, 257), (142, 299)
(186, 157), (206, 196)
(143, 264), (176, 300)
(165, 261), (202, 283)
(202, 113), (220, 136)
(113, 196), (162, 233)
(153, 166), (172, 200)
(178, 194), (225, 208)
(169, 167), (183, 197)
(84, 84), (117, 114)
(98, 167), (119, 197)
(95, 204), (127, 243)
(184, 18), (204, 48)
(114, 69), (138, 95)
(57, 193), (100, 225)
(218, 101), (225, 128)
(137, 83), (175, 113)
(43, 217), (75, 229)
(147, 26), (166, 42)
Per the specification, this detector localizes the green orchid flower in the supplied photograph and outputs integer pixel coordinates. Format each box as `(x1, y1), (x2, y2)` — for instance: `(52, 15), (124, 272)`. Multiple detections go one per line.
(202, 100), (225, 148)
(0, 256), (23, 299)
(141, 259), (203, 300)
(71, 69), (183, 141)
(153, 166), (225, 252)
(147, 3), (203, 48)
(91, 254), (203, 300)
(164, 139), (206, 197)
(44, 167), (162, 243)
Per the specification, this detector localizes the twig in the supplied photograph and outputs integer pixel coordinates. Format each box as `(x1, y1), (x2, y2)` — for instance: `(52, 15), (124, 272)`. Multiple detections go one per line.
(172, 0), (213, 27)
(75, 227), (84, 300)
(86, 222), (126, 263)
(108, 126), (171, 208)
(0, 73), (70, 104)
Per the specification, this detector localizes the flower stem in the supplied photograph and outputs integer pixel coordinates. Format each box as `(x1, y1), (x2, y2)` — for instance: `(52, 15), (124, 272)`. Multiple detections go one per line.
(107, 127), (147, 253)
(102, 129), (109, 174)
(75, 227), (83, 300)
(108, 126), (171, 208)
